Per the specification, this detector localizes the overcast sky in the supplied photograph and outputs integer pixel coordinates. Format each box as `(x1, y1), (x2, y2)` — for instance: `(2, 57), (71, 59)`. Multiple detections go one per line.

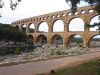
(0, 0), (89, 24)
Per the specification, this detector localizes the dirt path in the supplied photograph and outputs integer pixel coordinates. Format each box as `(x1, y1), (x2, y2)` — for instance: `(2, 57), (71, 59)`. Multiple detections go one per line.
(0, 52), (100, 75)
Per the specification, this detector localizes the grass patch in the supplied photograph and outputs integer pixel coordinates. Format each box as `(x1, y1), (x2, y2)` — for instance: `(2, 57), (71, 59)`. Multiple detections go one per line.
(38, 59), (100, 75)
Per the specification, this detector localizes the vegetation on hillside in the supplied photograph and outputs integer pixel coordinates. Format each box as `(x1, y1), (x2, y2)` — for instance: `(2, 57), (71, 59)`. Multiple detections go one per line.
(0, 23), (34, 55)
(0, 23), (27, 42)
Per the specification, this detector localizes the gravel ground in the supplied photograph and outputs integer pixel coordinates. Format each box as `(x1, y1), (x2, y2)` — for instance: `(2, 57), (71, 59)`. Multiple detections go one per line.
(0, 45), (100, 66)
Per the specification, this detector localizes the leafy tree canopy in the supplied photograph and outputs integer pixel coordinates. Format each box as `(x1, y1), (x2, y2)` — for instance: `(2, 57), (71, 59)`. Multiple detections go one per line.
(0, 23), (27, 42)
(65, 0), (100, 13)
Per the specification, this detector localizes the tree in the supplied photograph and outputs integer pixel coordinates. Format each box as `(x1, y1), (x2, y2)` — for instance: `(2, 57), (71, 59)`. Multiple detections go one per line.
(0, 0), (21, 17)
(85, 18), (100, 34)
(0, 0), (21, 10)
(65, 0), (100, 13)
(0, 23), (27, 42)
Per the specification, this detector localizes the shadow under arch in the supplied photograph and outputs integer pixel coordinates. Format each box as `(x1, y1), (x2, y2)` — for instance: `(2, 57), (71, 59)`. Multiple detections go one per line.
(88, 35), (100, 48)
(67, 34), (83, 47)
(27, 34), (34, 45)
(15, 25), (20, 30)
(36, 34), (47, 46)
(21, 24), (26, 33)
(27, 35), (34, 40)
(51, 34), (63, 46)
(52, 19), (64, 32)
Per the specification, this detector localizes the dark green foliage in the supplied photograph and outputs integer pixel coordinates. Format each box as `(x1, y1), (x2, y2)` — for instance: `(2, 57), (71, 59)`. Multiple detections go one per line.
(85, 21), (100, 34)
(29, 28), (34, 33)
(66, 0), (80, 13)
(15, 47), (21, 55)
(65, 0), (100, 13)
(71, 37), (83, 44)
(0, 23), (27, 42)
(0, 47), (15, 56)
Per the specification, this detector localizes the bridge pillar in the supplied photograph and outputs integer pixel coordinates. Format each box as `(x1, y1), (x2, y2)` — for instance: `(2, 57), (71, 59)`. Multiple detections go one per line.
(83, 14), (91, 31)
(34, 25), (39, 33)
(63, 37), (69, 48)
(26, 24), (30, 33)
(82, 34), (90, 48)
(47, 21), (52, 32)
(19, 25), (22, 31)
(64, 22), (68, 32)
(62, 18), (68, 32)
(47, 38), (52, 46)
(33, 36), (37, 46)
(84, 23), (90, 31)
(83, 40), (89, 48)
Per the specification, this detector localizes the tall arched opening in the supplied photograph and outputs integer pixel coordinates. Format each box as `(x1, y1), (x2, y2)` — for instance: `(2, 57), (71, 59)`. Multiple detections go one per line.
(28, 23), (35, 33)
(89, 15), (100, 31)
(38, 22), (48, 32)
(53, 20), (64, 32)
(67, 35), (83, 47)
(69, 18), (84, 31)
(22, 24), (26, 33)
(27, 35), (34, 46)
(51, 34), (63, 47)
(15, 25), (19, 30)
(36, 35), (47, 46)
(89, 35), (100, 48)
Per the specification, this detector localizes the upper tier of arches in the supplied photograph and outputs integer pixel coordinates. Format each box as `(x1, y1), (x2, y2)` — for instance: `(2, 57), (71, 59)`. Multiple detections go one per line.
(12, 6), (99, 33)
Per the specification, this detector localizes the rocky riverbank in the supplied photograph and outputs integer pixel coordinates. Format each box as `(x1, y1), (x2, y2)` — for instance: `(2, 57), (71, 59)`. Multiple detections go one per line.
(0, 45), (100, 66)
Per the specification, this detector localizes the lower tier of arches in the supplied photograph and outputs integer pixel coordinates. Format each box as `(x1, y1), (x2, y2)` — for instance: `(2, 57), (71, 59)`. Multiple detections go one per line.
(27, 31), (100, 48)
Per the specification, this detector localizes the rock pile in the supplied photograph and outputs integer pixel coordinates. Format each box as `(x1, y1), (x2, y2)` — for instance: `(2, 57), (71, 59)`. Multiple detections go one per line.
(0, 45), (100, 66)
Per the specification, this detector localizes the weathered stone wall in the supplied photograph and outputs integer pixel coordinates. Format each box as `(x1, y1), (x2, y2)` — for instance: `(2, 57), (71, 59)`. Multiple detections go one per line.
(11, 6), (99, 47)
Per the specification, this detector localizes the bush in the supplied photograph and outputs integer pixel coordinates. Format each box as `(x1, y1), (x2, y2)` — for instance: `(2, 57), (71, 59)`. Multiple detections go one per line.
(56, 50), (65, 55)
(15, 47), (21, 55)
(50, 51), (55, 55)
(0, 49), (6, 56)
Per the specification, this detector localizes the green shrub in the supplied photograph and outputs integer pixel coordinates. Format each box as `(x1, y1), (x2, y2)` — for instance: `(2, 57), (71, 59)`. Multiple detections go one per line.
(50, 51), (55, 55)
(29, 49), (34, 52)
(0, 49), (6, 56)
(15, 47), (21, 55)
(56, 50), (64, 55)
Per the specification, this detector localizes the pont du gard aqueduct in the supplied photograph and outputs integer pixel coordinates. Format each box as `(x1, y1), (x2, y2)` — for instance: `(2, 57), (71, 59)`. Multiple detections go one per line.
(11, 6), (100, 47)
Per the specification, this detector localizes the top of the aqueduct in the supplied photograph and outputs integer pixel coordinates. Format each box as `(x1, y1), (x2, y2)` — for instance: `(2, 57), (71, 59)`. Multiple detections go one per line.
(11, 5), (97, 25)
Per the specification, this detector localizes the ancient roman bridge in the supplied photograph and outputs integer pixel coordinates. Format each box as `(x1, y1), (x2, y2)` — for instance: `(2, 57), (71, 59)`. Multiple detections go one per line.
(11, 6), (100, 47)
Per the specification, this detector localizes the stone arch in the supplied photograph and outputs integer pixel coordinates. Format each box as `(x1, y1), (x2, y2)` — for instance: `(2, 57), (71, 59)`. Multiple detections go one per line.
(89, 15), (100, 31)
(27, 35), (34, 45)
(51, 34), (63, 46)
(88, 9), (94, 13)
(52, 19), (64, 32)
(38, 22), (49, 32)
(67, 34), (83, 47)
(22, 24), (26, 33)
(28, 35), (34, 40)
(15, 25), (20, 30)
(81, 10), (85, 14)
(36, 34), (47, 45)
(28, 23), (35, 33)
(88, 35), (100, 47)
(68, 17), (84, 31)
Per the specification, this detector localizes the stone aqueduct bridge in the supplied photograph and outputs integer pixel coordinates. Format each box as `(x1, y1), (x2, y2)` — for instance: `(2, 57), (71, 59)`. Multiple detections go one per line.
(11, 6), (100, 47)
